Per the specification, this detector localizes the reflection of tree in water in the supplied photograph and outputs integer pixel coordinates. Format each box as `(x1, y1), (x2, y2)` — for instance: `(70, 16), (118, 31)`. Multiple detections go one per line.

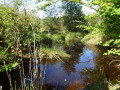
(80, 67), (109, 90)
(61, 59), (76, 75)
(61, 43), (84, 75)
(81, 68), (102, 84)
(80, 54), (120, 89)
(79, 50), (105, 84)
(95, 55), (120, 83)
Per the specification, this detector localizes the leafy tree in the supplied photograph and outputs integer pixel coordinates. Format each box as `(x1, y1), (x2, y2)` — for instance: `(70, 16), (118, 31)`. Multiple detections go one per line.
(79, 0), (120, 55)
(43, 1), (85, 31)
(0, 0), (86, 72)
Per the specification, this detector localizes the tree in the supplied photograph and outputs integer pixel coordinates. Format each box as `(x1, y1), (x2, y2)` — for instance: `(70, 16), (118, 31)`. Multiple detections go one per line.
(43, 1), (85, 31)
(79, 0), (120, 55)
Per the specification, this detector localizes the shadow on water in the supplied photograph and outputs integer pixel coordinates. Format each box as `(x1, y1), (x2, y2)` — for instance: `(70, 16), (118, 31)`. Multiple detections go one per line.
(1, 43), (120, 90)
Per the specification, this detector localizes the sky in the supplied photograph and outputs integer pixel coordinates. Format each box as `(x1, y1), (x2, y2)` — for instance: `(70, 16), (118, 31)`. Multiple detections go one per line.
(0, 0), (96, 18)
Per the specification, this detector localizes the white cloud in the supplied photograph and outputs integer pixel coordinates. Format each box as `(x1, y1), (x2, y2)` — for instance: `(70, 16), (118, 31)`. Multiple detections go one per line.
(36, 10), (46, 19)
(82, 5), (96, 15)
(81, 0), (96, 15)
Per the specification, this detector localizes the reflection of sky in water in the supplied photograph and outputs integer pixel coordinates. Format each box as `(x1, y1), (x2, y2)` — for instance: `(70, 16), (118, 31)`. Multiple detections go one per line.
(24, 45), (98, 87)
(44, 46), (98, 86)
(44, 62), (83, 86)
(76, 46), (97, 71)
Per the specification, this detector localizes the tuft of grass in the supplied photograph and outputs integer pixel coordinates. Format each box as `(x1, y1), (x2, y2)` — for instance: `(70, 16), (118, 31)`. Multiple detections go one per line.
(81, 31), (102, 46)
(49, 34), (64, 44)
(65, 32), (83, 45)
(42, 47), (70, 61)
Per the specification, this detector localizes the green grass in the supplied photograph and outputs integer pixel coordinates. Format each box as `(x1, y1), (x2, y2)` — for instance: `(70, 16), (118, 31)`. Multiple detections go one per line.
(42, 47), (70, 61)
(81, 31), (103, 46)
(65, 32), (83, 45)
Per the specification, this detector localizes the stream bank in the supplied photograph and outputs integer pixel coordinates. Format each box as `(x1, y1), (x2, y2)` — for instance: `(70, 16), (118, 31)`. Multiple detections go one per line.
(0, 42), (120, 90)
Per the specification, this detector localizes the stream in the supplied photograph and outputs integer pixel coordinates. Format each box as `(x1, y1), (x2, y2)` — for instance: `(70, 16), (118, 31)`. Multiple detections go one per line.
(0, 42), (120, 90)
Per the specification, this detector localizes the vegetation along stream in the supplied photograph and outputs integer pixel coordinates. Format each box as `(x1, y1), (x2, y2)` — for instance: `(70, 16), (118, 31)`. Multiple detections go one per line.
(1, 42), (120, 90)
(0, 0), (120, 90)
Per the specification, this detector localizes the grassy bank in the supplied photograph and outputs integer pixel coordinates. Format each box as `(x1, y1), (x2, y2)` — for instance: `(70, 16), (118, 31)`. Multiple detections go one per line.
(81, 31), (102, 46)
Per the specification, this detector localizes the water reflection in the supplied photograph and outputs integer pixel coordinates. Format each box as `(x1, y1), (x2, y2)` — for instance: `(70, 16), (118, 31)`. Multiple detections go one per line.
(23, 43), (100, 89)
(61, 43), (84, 75)
(17, 43), (100, 90)
(95, 55), (120, 83)
(1, 43), (120, 90)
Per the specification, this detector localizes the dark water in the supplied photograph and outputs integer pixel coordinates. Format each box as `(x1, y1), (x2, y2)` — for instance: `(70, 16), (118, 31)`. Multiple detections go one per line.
(0, 43), (120, 90)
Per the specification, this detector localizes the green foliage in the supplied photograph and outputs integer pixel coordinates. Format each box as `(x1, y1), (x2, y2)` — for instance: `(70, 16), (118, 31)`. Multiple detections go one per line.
(0, 41), (21, 72)
(0, 62), (20, 72)
(43, 1), (85, 31)
(102, 39), (114, 47)
(65, 32), (83, 45)
(0, 41), (14, 58)
(90, 0), (120, 38)
(0, 0), (86, 72)
(79, 0), (120, 56)
(103, 39), (120, 56)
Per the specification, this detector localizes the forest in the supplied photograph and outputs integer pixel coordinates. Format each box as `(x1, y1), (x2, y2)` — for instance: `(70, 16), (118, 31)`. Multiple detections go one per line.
(0, 0), (120, 90)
